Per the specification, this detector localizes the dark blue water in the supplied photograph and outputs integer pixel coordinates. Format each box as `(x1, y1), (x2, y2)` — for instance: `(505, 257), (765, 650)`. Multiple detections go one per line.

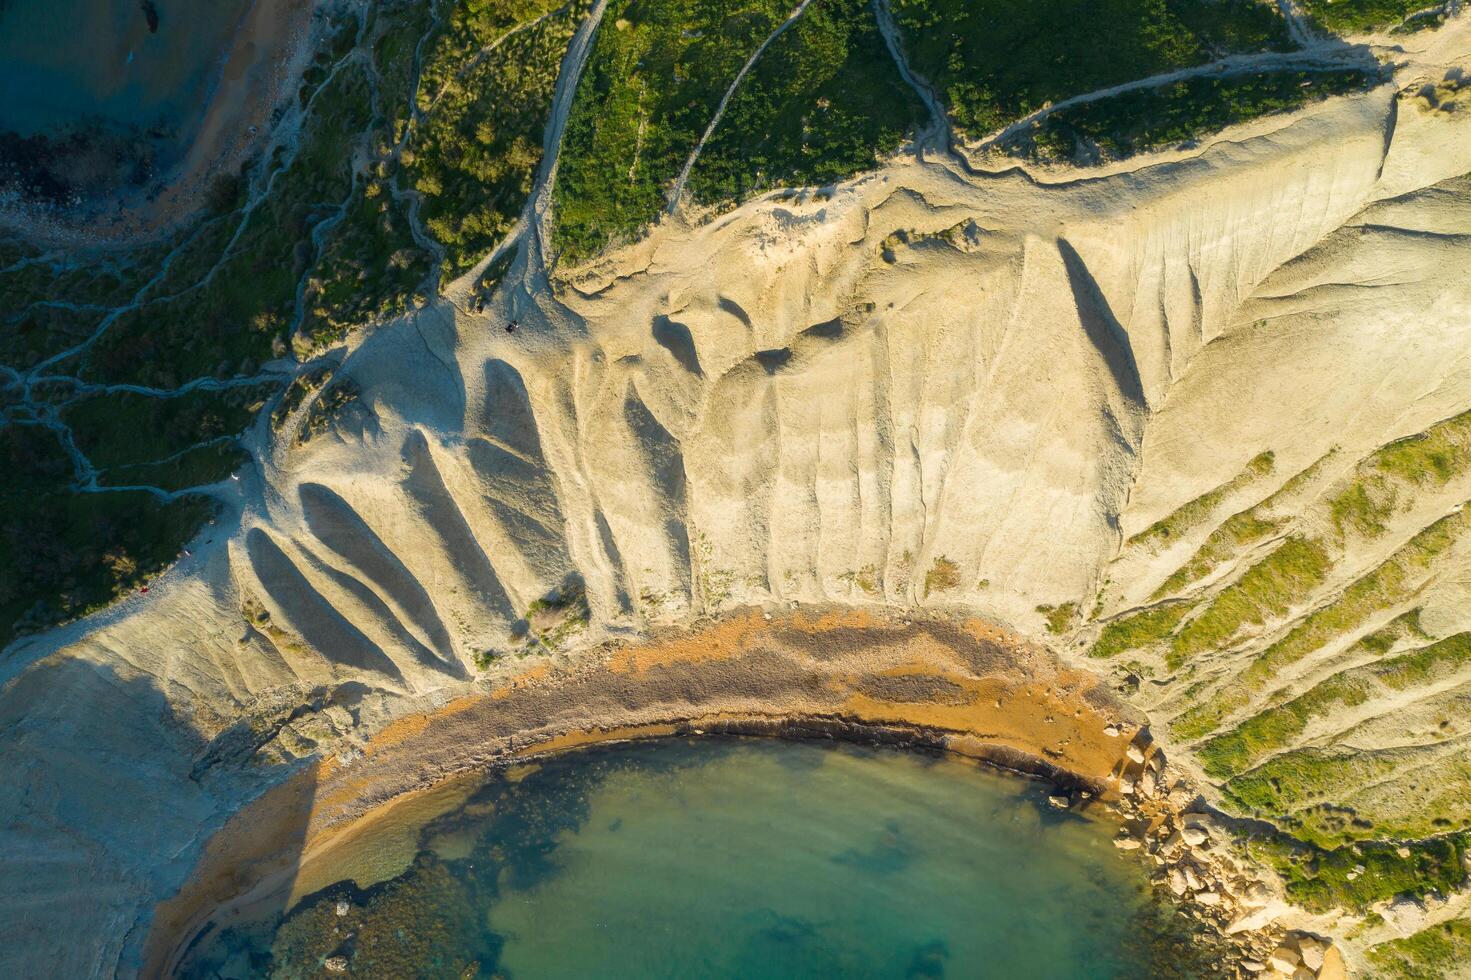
(185, 739), (1220, 978)
(0, 0), (247, 138)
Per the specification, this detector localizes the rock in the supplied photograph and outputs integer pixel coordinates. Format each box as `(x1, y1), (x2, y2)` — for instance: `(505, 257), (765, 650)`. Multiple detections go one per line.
(1267, 947), (1301, 973)
(1396, 845), (1411, 858)
(1103, 725), (1120, 737)
(1292, 969), (1315, 980)
(1119, 776), (1136, 795)
(1181, 812), (1212, 830)
(1139, 771), (1157, 797)
(1241, 961), (1266, 973)
(1181, 827), (1208, 846)
(325, 956), (349, 973)
(1184, 867), (1202, 890)
(1048, 794), (1070, 809)
(1168, 868), (1188, 896)
(1127, 744), (1146, 764)
(1296, 936), (1325, 971)
(1195, 890), (1221, 906)
(1114, 836), (1141, 850)
(1317, 946), (1348, 980)
(335, 899), (350, 917)
(1242, 881), (1272, 907)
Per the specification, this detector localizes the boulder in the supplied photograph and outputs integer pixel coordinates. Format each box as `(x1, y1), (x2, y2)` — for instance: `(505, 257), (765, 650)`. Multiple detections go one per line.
(1114, 836), (1141, 850)
(1295, 936), (1325, 971)
(1048, 794), (1070, 809)
(1267, 947), (1300, 973)
(1195, 890), (1221, 906)
(325, 956), (349, 973)
(1181, 827), (1208, 846)
(1126, 744), (1146, 764)
(1317, 947), (1348, 980)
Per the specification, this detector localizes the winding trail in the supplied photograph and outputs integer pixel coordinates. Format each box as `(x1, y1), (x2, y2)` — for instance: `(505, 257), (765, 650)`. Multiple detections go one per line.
(976, 44), (1379, 152)
(523, 0), (610, 276)
(870, 0), (950, 148)
(667, 0), (823, 212)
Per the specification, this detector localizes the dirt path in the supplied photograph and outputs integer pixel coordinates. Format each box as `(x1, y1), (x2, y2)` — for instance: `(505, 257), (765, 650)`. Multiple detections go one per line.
(976, 44), (1379, 153)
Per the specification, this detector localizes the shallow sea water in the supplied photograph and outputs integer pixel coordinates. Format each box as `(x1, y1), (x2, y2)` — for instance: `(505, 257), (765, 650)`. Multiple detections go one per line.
(186, 738), (1221, 979)
(0, 0), (247, 138)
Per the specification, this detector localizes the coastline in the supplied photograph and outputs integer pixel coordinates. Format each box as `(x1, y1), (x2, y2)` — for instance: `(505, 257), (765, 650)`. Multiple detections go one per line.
(143, 609), (1339, 978)
(146, 610), (1143, 974)
(0, 0), (317, 244)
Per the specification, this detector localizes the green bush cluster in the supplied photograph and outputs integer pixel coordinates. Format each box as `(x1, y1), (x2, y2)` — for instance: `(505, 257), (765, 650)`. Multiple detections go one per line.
(1011, 68), (1374, 164)
(553, 0), (792, 261)
(1298, 0), (1440, 33)
(1252, 833), (1470, 912)
(408, 0), (585, 277)
(687, 0), (924, 206)
(1367, 918), (1471, 979)
(889, 0), (1294, 139)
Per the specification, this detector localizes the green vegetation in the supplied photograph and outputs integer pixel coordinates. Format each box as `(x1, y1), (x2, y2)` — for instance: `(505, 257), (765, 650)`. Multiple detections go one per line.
(62, 387), (273, 469)
(1224, 738), (1471, 844)
(889, 0), (1294, 139)
(1130, 451), (1274, 548)
(1036, 601), (1079, 634)
(1367, 919), (1471, 979)
(924, 556), (961, 597)
(0, 424), (216, 646)
(1200, 629), (1471, 778)
(298, 378), (363, 445)
(554, 0), (793, 260)
(1325, 409), (1471, 540)
(1006, 69), (1374, 164)
(408, 0), (585, 277)
(98, 443), (252, 493)
(1167, 535), (1330, 668)
(1090, 602), (1190, 658)
(1252, 833), (1470, 912)
(686, 0), (924, 205)
(1153, 451), (1334, 599)
(1298, 0), (1443, 33)
(1172, 507), (1469, 740)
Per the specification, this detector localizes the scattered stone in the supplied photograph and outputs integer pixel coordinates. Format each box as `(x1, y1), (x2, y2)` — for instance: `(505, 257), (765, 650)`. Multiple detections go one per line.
(1195, 890), (1221, 906)
(1296, 936), (1325, 971)
(1126, 744), (1146, 764)
(1168, 868), (1188, 896)
(1241, 960), (1266, 973)
(1114, 836), (1141, 850)
(325, 956), (349, 973)
(1181, 827), (1208, 846)
(1103, 725), (1120, 737)
(335, 899), (350, 917)
(1267, 946), (1300, 973)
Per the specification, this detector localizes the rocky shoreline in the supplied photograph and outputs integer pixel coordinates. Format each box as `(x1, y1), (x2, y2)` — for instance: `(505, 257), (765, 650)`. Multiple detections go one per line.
(136, 610), (1354, 977)
(1096, 730), (1348, 979)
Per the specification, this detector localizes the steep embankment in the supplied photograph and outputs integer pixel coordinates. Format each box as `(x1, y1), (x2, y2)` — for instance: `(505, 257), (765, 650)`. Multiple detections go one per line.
(2, 17), (1471, 979)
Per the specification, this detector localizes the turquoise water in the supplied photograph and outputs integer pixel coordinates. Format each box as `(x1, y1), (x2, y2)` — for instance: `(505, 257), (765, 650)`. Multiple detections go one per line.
(0, 0), (247, 138)
(185, 739), (1221, 978)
